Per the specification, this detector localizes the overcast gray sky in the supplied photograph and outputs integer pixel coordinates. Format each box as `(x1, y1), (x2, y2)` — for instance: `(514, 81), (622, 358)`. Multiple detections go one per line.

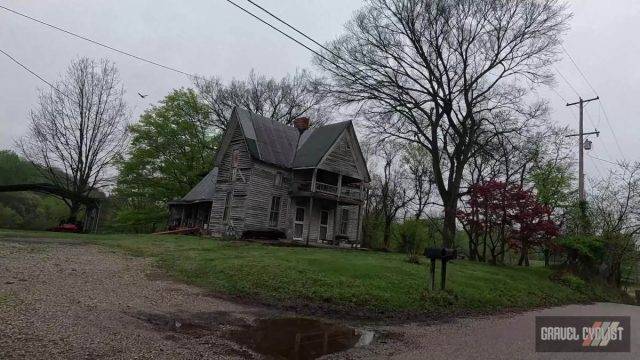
(1, 0), (638, 189)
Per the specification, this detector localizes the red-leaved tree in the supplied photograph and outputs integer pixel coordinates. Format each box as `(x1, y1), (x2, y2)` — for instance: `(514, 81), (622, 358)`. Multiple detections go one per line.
(508, 187), (560, 266)
(458, 180), (560, 265)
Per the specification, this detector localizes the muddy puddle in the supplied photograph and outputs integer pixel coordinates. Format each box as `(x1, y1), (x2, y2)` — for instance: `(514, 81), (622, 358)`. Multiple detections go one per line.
(135, 312), (375, 359)
(230, 317), (375, 359)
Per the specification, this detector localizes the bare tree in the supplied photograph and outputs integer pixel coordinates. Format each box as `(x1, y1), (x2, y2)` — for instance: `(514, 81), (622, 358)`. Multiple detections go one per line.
(17, 58), (128, 222)
(316, 0), (569, 247)
(370, 143), (413, 249)
(194, 69), (332, 132)
(402, 144), (434, 219)
(590, 163), (640, 286)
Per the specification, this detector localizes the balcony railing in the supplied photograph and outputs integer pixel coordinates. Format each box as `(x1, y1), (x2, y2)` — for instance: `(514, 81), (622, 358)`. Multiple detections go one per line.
(340, 185), (361, 200)
(316, 182), (338, 195)
(292, 181), (361, 201)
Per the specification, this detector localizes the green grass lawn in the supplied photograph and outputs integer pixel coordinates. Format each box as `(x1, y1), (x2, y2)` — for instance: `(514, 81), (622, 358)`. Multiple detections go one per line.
(0, 229), (626, 319)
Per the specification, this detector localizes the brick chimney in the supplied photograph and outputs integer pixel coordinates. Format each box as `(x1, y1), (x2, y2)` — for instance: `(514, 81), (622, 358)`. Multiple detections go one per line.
(293, 117), (310, 134)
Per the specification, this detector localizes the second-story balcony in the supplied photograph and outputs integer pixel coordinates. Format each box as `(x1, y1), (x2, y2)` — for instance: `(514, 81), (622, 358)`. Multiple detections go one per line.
(291, 180), (363, 205)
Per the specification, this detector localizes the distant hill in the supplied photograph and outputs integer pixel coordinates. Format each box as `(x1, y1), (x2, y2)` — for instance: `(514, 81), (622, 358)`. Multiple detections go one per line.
(0, 150), (68, 229)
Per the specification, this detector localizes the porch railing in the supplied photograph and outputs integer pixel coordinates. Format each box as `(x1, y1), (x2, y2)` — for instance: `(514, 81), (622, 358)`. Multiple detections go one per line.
(316, 182), (338, 195)
(340, 185), (362, 200)
(292, 181), (361, 201)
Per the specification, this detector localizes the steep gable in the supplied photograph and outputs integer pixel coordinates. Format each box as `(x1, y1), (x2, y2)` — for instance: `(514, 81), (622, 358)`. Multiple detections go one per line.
(216, 108), (370, 181)
(317, 127), (369, 180)
(292, 121), (350, 168)
(214, 112), (253, 183)
(235, 108), (299, 169)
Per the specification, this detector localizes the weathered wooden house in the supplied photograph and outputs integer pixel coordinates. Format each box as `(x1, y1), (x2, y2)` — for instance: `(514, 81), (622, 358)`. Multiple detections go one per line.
(168, 107), (370, 244)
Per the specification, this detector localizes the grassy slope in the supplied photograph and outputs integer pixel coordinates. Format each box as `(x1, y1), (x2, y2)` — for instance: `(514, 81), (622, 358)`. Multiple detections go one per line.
(0, 229), (625, 318)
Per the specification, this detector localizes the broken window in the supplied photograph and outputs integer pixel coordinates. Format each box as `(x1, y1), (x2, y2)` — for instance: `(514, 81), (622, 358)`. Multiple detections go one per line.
(269, 196), (281, 227)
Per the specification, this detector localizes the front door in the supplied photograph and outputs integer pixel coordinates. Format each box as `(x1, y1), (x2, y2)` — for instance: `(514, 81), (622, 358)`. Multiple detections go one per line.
(319, 210), (329, 241)
(294, 207), (305, 240)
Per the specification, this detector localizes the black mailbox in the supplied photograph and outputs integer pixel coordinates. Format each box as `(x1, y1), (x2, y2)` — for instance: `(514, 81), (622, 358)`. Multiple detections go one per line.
(424, 247), (457, 290)
(424, 247), (457, 260)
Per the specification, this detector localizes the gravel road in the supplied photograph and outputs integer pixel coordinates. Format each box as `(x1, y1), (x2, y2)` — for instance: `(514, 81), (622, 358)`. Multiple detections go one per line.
(1, 237), (638, 360)
(0, 238), (271, 359)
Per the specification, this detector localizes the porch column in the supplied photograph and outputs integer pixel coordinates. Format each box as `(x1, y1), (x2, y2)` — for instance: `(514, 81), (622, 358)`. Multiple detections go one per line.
(305, 197), (314, 246)
(332, 202), (338, 242)
(311, 168), (318, 192)
(334, 174), (342, 243)
(355, 202), (363, 246)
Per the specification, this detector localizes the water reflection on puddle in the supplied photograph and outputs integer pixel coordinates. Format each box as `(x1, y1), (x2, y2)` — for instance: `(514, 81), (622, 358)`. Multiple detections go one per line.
(230, 317), (375, 360)
(134, 312), (375, 359)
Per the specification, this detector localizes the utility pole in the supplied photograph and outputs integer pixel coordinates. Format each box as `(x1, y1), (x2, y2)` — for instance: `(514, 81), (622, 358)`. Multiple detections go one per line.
(566, 96), (599, 201)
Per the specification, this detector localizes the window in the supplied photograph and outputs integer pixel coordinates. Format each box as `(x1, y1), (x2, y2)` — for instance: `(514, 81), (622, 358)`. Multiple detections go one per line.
(269, 196), (281, 227)
(222, 192), (232, 223)
(294, 207), (305, 239)
(340, 208), (349, 235)
(319, 210), (329, 240)
(274, 172), (283, 187)
(232, 149), (240, 168)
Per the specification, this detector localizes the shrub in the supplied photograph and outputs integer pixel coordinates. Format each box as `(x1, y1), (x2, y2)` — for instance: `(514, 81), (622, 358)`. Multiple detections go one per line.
(557, 234), (605, 278)
(397, 219), (430, 263)
(557, 273), (588, 292)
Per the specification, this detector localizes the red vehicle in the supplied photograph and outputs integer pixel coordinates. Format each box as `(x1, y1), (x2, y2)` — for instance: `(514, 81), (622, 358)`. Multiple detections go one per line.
(47, 223), (81, 233)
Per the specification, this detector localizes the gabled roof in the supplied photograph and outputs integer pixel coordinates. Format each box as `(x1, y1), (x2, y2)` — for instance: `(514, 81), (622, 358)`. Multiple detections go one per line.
(170, 167), (218, 204)
(292, 121), (351, 168)
(217, 107), (369, 181)
(235, 108), (299, 169)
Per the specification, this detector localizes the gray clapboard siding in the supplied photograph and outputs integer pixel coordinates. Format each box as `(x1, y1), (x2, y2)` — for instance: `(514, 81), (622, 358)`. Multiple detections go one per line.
(318, 133), (360, 179)
(209, 123), (253, 235)
(244, 162), (291, 234)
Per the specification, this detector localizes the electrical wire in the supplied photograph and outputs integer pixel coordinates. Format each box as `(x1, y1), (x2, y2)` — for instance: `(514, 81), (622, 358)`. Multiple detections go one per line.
(561, 44), (599, 97)
(553, 66), (580, 98)
(224, 0), (351, 79)
(587, 153), (619, 166)
(560, 43), (627, 162)
(0, 4), (200, 80)
(0, 47), (71, 100)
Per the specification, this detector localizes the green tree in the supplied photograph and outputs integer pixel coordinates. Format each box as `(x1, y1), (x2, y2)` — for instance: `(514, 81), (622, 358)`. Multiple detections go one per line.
(530, 162), (574, 266)
(0, 150), (68, 229)
(114, 89), (219, 230)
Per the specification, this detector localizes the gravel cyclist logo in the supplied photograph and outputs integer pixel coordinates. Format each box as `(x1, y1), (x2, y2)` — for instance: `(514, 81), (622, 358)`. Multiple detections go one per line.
(536, 316), (630, 352)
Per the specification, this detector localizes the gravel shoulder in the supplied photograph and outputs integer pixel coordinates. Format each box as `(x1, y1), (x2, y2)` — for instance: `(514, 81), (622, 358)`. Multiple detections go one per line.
(0, 237), (274, 359)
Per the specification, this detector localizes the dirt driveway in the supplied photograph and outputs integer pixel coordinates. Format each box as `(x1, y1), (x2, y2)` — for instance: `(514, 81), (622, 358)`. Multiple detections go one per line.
(0, 238), (275, 359)
(1, 237), (639, 360)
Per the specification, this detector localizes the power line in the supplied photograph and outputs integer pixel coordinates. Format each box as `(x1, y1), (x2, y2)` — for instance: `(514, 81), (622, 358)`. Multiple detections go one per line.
(586, 155), (606, 178)
(244, 0), (374, 83)
(227, 0), (372, 85)
(244, 0), (330, 53)
(553, 66), (580, 98)
(0, 47), (71, 100)
(601, 104), (627, 161)
(547, 85), (616, 164)
(548, 86), (568, 103)
(587, 153), (619, 166)
(224, 0), (347, 78)
(560, 44), (627, 162)
(0, 4), (200, 80)
(561, 44), (598, 97)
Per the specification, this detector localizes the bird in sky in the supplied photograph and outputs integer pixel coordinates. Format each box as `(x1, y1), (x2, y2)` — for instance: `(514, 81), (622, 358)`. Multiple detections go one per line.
(137, 92), (148, 99)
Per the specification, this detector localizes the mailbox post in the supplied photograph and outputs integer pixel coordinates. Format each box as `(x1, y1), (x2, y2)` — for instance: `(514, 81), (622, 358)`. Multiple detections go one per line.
(424, 247), (457, 290)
